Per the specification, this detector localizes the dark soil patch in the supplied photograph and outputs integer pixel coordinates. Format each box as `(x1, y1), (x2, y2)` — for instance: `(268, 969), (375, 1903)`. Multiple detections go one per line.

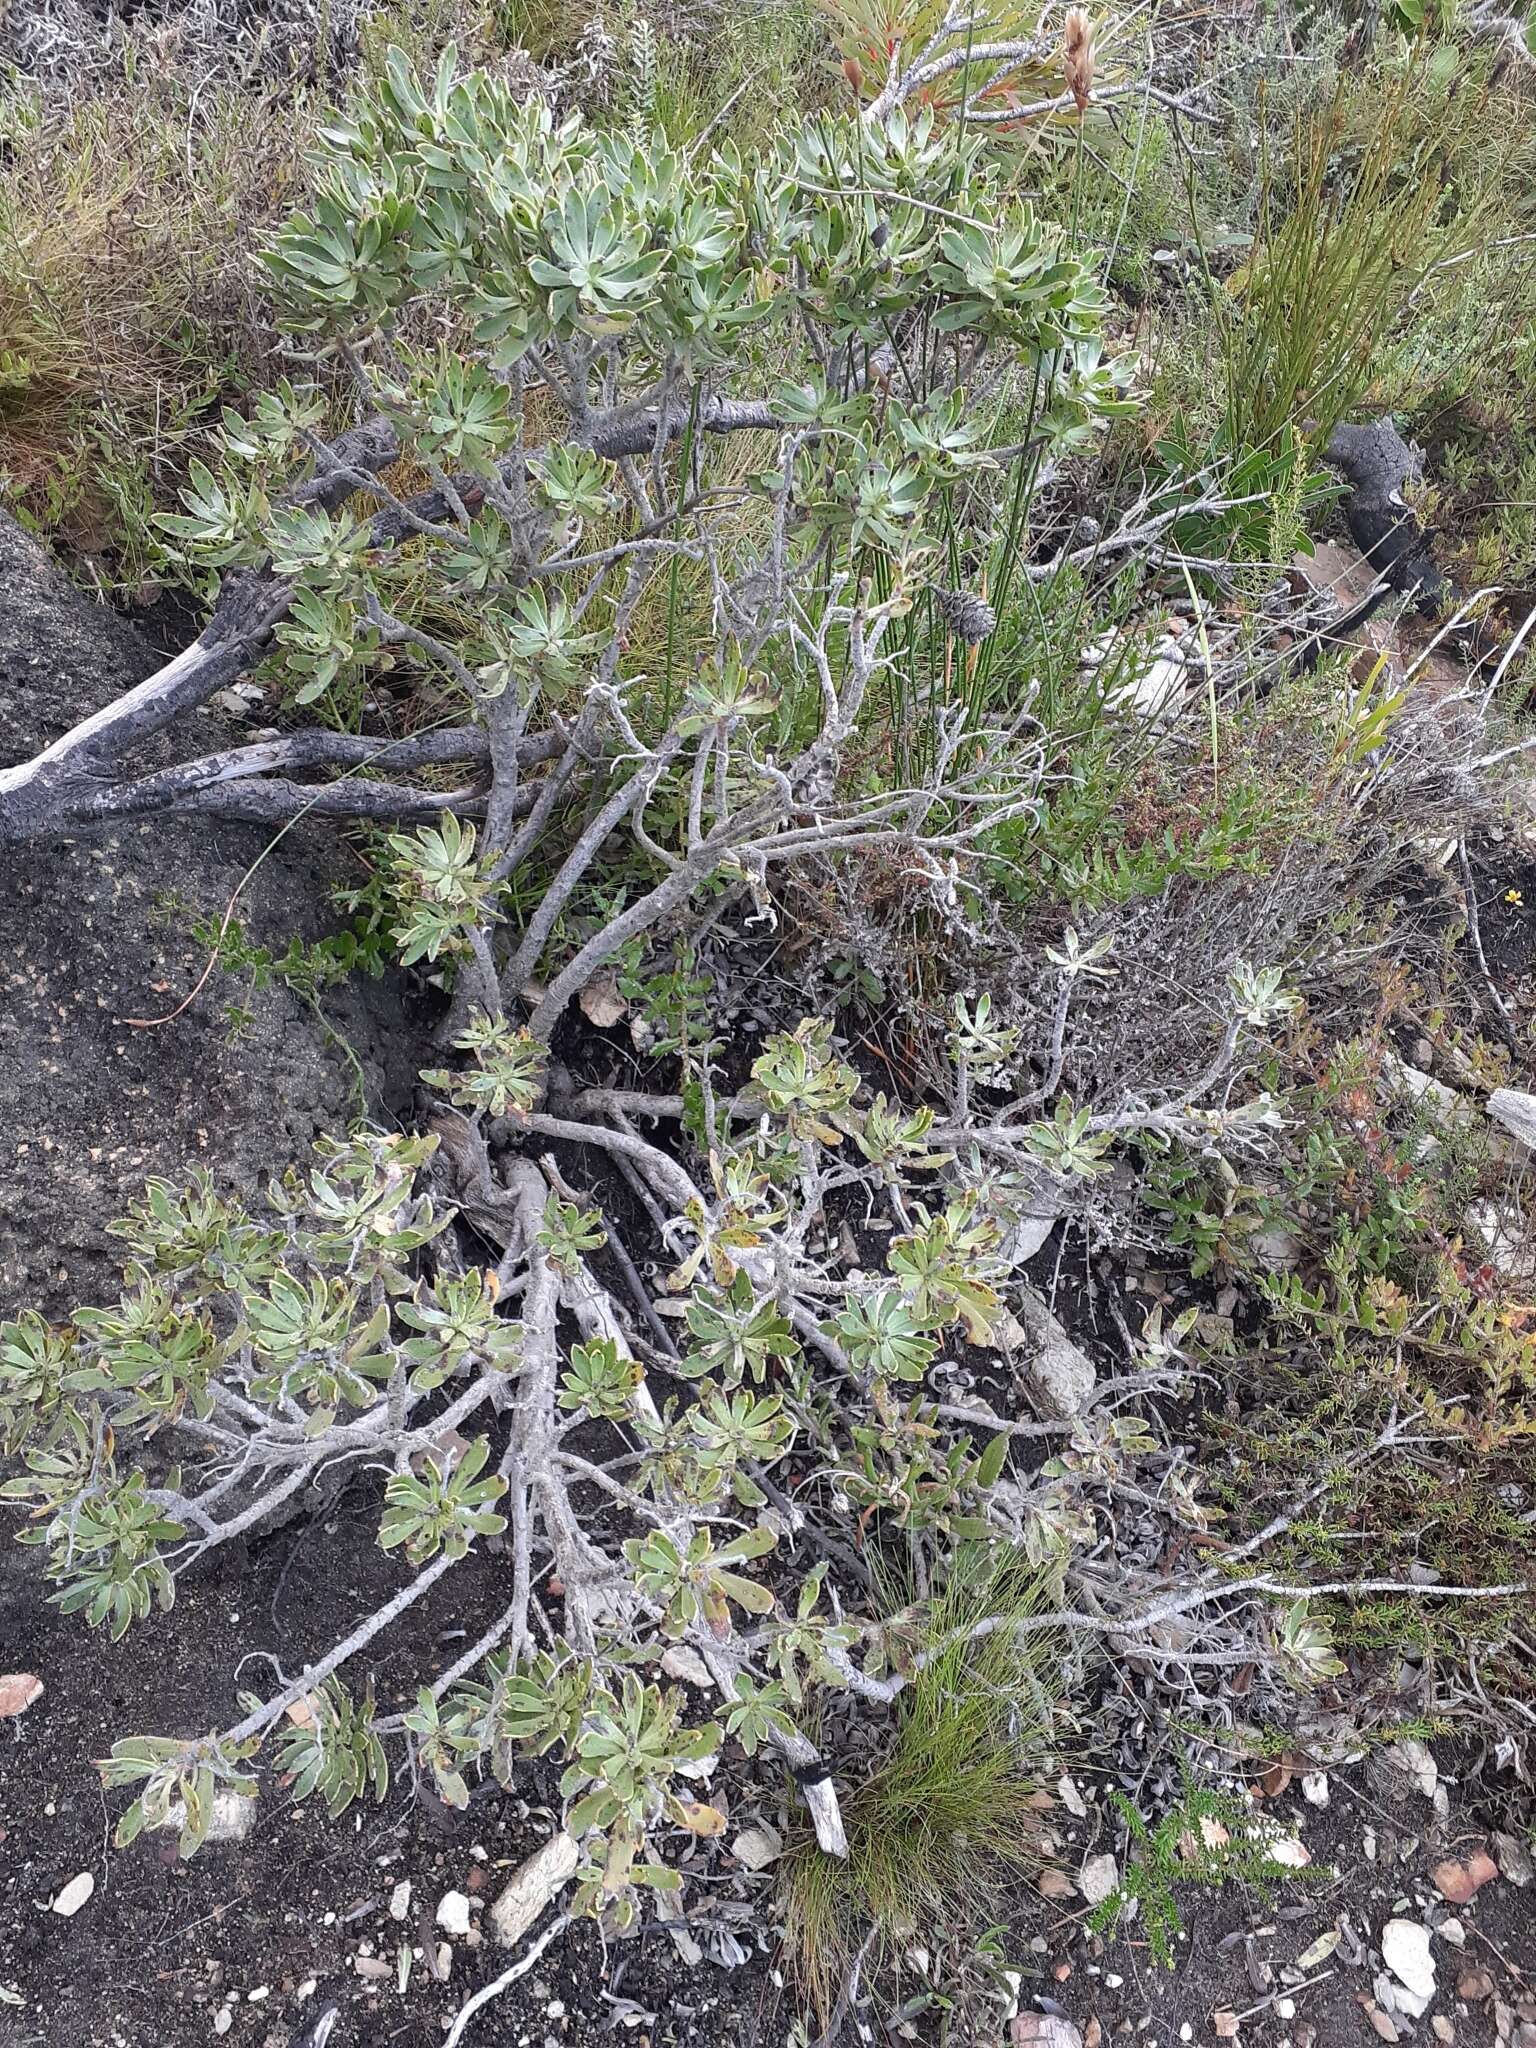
(1047, 1781), (1535, 2047)
(0, 1502), (783, 2048)
(8, 1499), (1535, 2048)
(1465, 845), (1536, 988)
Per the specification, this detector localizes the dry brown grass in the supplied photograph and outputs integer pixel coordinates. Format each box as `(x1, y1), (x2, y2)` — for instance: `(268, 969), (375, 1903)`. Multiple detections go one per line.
(0, 61), (311, 566)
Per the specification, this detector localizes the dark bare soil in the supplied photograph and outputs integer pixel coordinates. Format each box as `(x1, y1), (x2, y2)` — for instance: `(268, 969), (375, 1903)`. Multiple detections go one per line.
(0, 1499), (783, 2048)
(5, 1497), (1535, 2048)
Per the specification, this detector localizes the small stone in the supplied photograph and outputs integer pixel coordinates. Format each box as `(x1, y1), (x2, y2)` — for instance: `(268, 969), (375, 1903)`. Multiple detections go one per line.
(546, 2002), (566, 2020)
(1487, 1087), (1536, 1154)
(1264, 1837), (1311, 1869)
(1457, 1967), (1495, 2001)
(1438, 1918), (1465, 1947)
(213, 2013), (233, 2038)
(50, 1872), (94, 1917)
(0, 1673), (44, 1718)
(1382, 1739), (1437, 1799)
(660, 1646), (715, 1690)
(1433, 1850), (1499, 1904)
(1432, 2021), (1455, 2045)
(353, 1957), (393, 1982)
(1463, 1197), (1536, 1283)
(731, 1824), (783, 1872)
(1276, 2002), (1296, 2021)
(389, 1880), (412, 1921)
(1079, 1853), (1119, 1906)
(1367, 2007), (1401, 2043)
(1009, 1289), (1096, 1417)
(1301, 1772), (1329, 1808)
(436, 1891), (472, 1937)
(1381, 1920), (1435, 2016)
(435, 1943), (452, 1980)
(1009, 2021), (1084, 2048)
(1494, 1832), (1534, 1887)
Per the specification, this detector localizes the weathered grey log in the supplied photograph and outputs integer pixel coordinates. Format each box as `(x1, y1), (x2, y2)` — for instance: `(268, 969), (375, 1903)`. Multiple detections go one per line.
(0, 394), (789, 843)
(0, 419), (403, 841)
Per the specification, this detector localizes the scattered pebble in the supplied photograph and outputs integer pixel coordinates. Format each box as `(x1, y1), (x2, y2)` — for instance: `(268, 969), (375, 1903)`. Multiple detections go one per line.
(436, 1891), (472, 1937)
(1079, 1853), (1119, 1906)
(731, 1825), (782, 1873)
(1381, 1919), (1436, 2018)
(389, 1880), (413, 1921)
(1431, 1851), (1498, 1904)
(1008, 2019), (1083, 2048)
(489, 1834), (580, 1947)
(1264, 1837), (1311, 1870)
(50, 1872), (94, 1918)
(1383, 1739), (1438, 1800)
(213, 2010), (233, 2037)
(659, 1644), (714, 1689)
(1057, 1776), (1088, 1819)
(0, 1673), (44, 1719)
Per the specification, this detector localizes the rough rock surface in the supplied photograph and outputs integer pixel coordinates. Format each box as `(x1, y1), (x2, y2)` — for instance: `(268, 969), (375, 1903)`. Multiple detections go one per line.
(1325, 415), (1449, 607)
(0, 511), (423, 1317)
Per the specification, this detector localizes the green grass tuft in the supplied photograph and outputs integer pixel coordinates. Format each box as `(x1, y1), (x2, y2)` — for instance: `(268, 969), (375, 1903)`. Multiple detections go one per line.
(781, 1552), (1059, 2023)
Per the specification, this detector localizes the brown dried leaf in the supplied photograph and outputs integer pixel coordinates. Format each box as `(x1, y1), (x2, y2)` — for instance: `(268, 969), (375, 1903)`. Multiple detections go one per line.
(1254, 1757), (1293, 1800)
(0, 1673), (43, 1719)
(578, 974), (629, 1029)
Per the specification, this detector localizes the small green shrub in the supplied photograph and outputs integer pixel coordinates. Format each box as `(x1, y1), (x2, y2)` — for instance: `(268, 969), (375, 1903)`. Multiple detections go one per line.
(1090, 1782), (1323, 1967)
